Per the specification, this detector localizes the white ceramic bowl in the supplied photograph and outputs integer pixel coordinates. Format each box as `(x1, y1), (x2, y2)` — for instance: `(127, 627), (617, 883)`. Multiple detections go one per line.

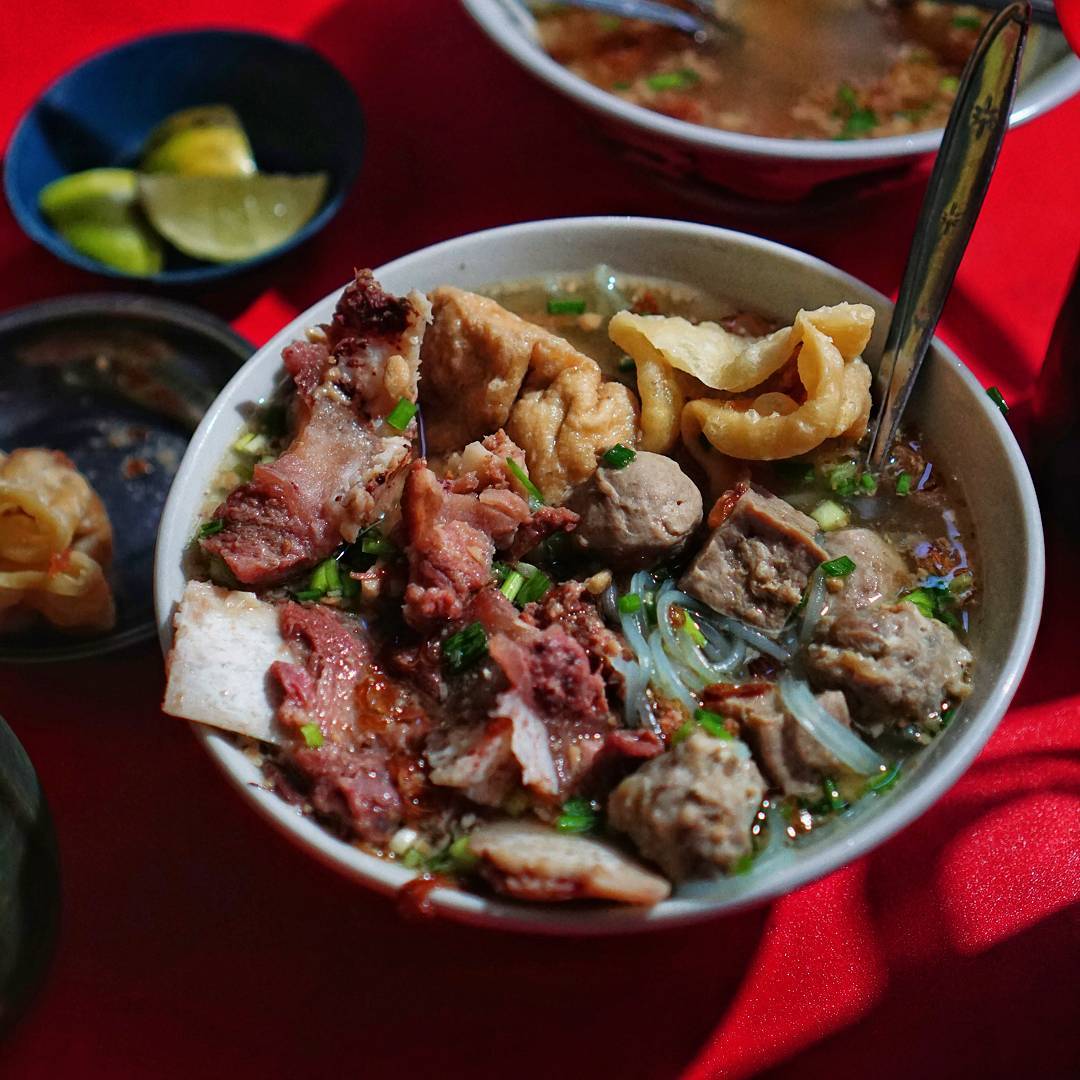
(462, 0), (1080, 200)
(154, 217), (1044, 934)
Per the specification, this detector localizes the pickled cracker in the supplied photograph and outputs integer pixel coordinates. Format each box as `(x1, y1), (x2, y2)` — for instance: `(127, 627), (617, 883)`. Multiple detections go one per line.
(507, 363), (639, 504)
(679, 305), (876, 461)
(421, 287), (596, 454)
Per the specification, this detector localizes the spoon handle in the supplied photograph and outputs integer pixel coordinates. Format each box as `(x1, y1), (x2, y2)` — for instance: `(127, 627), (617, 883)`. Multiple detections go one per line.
(865, 2), (1030, 472)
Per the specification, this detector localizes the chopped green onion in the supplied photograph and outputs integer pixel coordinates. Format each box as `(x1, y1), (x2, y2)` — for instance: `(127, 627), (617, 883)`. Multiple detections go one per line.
(293, 589), (323, 602)
(426, 834), (480, 875)
(601, 443), (636, 469)
(901, 586), (962, 631)
(506, 457), (545, 509)
(811, 499), (850, 532)
(646, 69), (700, 92)
(361, 531), (396, 557)
(233, 430), (268, 455)
(618, 355), (636, 372)
(836, 83), (858, 110)
(310, 557), (342, 595)
(385, 397), (418, 431)
(822, 776), (848, 812)
(986, 386), (1009, 415)
(859, 471), (878, 494)
(732, 852), (755, 875)
(643, 589), (658, 625)
(774, 461), (816, 486)
(835, 107), (878, 140)
(952, 13), (982, 29)
(693, 708), (732, 739)
(401, 847), (426, 870)
(896, 471), (913, 496)
(516, 570), (552, 606)
(949, 571), (974, 595)
(443, 622), (488, 674)
(618, 593), (642, 615)
(556, 796), (598, 833)
(671, 721), (696, 745)
(546, 297), (586, 316)
(682, 611), (706, 648)
(821, 554), (856, 578)
(197, 518), (225, 539)
(299, 723), (324, 749)
(826, 460), (859, 496)
(940, 74), (960, 92)
(865, 762), (902, 794)
(500, 569), (525, 603)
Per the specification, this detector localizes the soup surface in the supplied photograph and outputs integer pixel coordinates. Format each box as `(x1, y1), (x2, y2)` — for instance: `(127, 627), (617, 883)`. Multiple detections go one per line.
(535, 1), (988, 139)
(164, 266), (977, 909)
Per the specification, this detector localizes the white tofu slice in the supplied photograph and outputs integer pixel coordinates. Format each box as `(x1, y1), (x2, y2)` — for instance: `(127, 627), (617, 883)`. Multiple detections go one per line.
(162, 580), (299, 744)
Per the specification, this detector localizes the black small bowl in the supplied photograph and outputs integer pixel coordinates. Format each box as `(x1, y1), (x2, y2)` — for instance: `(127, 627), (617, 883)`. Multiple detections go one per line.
(3, 29), (364, 285)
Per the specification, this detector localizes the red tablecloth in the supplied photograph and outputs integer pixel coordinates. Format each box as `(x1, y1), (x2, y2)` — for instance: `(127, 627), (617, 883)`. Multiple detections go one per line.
(2, 3), (1078, 1077)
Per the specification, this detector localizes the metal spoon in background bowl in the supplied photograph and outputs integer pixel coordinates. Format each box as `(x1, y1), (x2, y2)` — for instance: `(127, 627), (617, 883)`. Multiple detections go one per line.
(866, 2), (1030, 471)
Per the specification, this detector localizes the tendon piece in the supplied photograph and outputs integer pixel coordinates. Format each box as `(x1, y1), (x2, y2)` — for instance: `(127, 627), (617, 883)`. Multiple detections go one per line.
(162, 580), (299, 743)
(468, 819), (671, 905)
(202, 270), (431, 586)
(401, 460), (576, 631)
(420, 287), (597, 453)
(507, 362), (640, 504)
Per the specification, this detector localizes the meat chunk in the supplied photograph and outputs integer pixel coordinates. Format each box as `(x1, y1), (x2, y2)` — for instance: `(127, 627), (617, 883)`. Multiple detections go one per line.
(567, 451), (703, 569)
(401, 456), (576, 631)
(679, 484), (827, 631)
(806, 602), (972, 726)
(711, 683), (854, 798)
(203, 271), (430, 586)
(468, 820), (670, 905)
(162, 580), (299, 743)
(824, 528), (912, 616)
(607, 731), (765, 880)
(420, 287), (593, 453)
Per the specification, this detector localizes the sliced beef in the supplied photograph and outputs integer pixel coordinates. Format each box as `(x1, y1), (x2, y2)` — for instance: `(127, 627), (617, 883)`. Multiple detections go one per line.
(824, 528), (913, 616)
(401, 452), (576, 632)
(567, 451), (703, 569)
(679, 484), (827, 631)
(468, 820), (670, 905)
(806, 602), (972, 726)
(203, 271), (430, 586)
(270, 602), (430, 844)
(709, 682), (854, 798)
(607, 731), (765, 880)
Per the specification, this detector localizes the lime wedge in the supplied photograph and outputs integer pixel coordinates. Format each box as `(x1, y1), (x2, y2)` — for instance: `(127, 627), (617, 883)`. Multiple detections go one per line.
(38, 168), (163, 275)
(141, 105), (256, 177)
(139, 173), (329, 263)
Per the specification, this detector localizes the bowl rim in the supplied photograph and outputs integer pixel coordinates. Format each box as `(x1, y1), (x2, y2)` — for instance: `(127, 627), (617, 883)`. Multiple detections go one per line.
(460, 0), (1080, 163)
(2, 26), (364, 285)
(154, 215), (1045, 935)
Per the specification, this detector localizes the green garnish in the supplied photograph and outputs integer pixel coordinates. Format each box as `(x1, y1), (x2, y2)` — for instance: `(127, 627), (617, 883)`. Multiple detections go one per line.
(821, 554), (856, 578)
(601, 443), (636, 469)
(197, 518), (225, 539)
(949, 571), (974, 595)
(896, 471), (913, 496)
(865, 762), (902, 794)
(401, 847), (426, 870)
(671, 720), (696, 745)
(360, 531), (396, 557)
(836, 83), (858, 111)
(426, 834), (480, 875)
(500, 569), (525, 603)
(546, 297), (586, 316)
(940, 75), (960, 92)
(618, 593), (642, 615)
(952, 14), (982, 29)
(310, 557), (342, 595)
(293, 589), (323, 602)
(647, 69), (700, 92)
(516, 570), (551, 606)
(682, 612), (706, 648)
(822, 775), (848, 812)
(491, 561), (511, 586)
(826, 460), (859, 496)
(443, 621), (488, 674)
(506, 457), (545, 509)
(233, 430), (268, 455)
(693, 707), (732, 739)
(901, 585), (962, 631)
(618, 355), (636, 372)
(299, 723), (324, 749)
(811, 499), (850, 532)
(986, 386), (1009, 414)
(556, 796), (598, 833)
(385, 396), (418, 431)
(835, 107), (878, 140)
(859, 471), (878, 494)
(732, 852), (755, 875)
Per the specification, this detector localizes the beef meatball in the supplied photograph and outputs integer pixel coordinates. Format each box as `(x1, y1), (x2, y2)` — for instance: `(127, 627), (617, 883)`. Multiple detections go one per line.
(567, 451), (703, 569)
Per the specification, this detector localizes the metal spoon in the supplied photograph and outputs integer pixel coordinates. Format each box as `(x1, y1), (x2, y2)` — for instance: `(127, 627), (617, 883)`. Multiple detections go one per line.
(865, 2), (1030, 472)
